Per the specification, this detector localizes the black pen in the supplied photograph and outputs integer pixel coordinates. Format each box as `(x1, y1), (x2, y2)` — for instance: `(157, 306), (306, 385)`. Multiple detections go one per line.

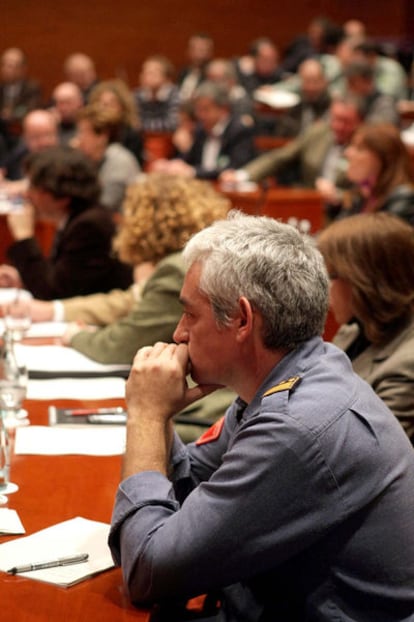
(7, 552), (89, 574)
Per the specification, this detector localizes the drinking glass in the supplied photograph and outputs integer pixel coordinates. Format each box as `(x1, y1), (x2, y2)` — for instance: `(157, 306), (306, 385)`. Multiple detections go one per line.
(0, 364), (28, 430)
(0, 412), (10, 503)
(3, 294), (32, 342)
(0, 366), (25, 498)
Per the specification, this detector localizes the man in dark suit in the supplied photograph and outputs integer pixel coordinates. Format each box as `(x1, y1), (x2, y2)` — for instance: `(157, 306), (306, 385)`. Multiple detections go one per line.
(3, 109), (59, 181)
(0, 48), (42, 146)
(0, 145), (132, 299)
(63, 53), (99, 103)
(153, 81), (256, 180)
(177, 33), (214, 101)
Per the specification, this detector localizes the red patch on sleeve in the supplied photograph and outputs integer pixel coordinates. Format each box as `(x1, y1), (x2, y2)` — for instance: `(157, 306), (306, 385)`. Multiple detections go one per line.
(195, 417), (225, 446)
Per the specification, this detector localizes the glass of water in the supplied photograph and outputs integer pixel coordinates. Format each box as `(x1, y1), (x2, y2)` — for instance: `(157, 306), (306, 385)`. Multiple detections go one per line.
(0, 361), (26, 499)
(0, 412), (10, 503)
(0, 365), (28, 429)
(3, 294), (32, 342)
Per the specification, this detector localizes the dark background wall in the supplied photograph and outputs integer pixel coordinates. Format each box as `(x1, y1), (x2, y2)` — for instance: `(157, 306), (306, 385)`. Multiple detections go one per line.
(4, 0), (414, 97)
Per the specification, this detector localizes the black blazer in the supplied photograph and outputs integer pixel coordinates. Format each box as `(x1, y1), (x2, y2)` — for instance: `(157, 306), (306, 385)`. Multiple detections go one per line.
(182, 115), (257, 180)
(0, 79), (42, 122)
(7, 205), (132, 300)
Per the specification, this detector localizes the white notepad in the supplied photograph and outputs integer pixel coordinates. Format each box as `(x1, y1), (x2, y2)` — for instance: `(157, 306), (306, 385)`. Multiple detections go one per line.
(14, 344), (130, 378)
(0, 509), (25, 535)
(14, 425), (126, 456)
(27, 376), (126, 400)
(0, 516), (115, 586)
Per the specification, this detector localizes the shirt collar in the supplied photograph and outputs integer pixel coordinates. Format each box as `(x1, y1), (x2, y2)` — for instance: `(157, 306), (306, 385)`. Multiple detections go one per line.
(209, 116), (229, 138)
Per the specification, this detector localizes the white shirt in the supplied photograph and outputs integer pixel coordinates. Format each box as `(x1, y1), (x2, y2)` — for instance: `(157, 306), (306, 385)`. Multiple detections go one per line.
(200, 118), (229, 171)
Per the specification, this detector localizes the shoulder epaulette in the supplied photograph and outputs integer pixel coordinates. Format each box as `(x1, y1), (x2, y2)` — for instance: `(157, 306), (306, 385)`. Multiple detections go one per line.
(262, 375), (301, 397)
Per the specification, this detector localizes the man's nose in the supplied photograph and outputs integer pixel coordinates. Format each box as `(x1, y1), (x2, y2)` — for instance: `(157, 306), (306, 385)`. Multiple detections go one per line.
(173, 316), (188, 344)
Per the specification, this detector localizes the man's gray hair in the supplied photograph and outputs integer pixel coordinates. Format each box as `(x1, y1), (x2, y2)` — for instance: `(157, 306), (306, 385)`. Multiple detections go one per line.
(183, 211), (329, 350)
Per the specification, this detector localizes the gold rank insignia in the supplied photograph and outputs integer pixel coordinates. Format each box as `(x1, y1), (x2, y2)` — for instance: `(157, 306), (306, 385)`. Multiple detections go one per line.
(262, 375), (301, 397)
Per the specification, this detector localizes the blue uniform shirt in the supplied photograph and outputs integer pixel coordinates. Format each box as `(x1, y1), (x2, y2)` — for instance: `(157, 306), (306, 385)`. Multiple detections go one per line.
(109, 337), (414, 621)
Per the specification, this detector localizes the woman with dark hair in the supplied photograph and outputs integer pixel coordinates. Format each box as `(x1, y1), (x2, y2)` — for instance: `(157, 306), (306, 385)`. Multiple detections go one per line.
(0, 145), (132, 299)
(318, 212), (414, 441)
(333, 123), (414, 224)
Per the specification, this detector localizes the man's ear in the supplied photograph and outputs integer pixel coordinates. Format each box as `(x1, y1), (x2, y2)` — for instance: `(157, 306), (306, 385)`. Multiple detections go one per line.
(235, 296), (254, 342)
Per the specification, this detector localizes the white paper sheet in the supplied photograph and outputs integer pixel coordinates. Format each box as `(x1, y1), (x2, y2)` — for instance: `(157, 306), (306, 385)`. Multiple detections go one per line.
(14, 425), (126, 456)
(27, 377), (126, 400)
(0, 509), (25, 535)
(14, 344), (130, 377)
(0, 516), (114, 586)
(0, 320), (68, 338)
(26, 322), (69, 338)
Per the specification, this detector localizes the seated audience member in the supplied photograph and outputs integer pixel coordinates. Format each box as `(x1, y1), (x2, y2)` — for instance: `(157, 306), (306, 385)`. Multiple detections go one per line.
(0, 145), (132, 299)
(0, 47), (42, 140)
(344, 60), (399, 125)
(318, 31), (362, 95)
(280, 15), (336, 74)
(58, 173), (233, 441)
(152, 81), (256, 180)
(239, 37), (283, 95)
(318, 212), (414, 441)
(74, 104), (140, 212)
(273, 58), (332, 137)
(108, 211), (414, 620)
(50, 81), (84, 145)
(343, 18), (367, 39)
(61, 173), (230, 363)
(205, 58), (253, 120)
(134, 55), (180, 133)
(220, 94), (362, 189)
(352, 38), (408, 100)
(171, 100), (197, 157)
(178, 33), (215, 101)
(2, 109), (58, 182)
(88, 79), (143, 166)
(320, 123), (414, 224)
(240, 37), (285, 135)
(63, 52), (99, 103)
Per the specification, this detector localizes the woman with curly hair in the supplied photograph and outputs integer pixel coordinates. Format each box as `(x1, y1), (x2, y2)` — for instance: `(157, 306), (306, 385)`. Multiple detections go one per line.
(318, 211), (414, 441)
(28, 173), (231, 364)
(88, 79), (144, 165)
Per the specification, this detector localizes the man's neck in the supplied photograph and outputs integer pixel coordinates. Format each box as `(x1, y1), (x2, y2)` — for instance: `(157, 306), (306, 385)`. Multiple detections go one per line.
(232, 347), (288, 404)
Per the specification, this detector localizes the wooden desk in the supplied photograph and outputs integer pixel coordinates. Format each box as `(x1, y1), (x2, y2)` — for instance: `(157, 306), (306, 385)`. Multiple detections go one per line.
(217, 183), (325, 234)
(261, 188), (325, 234)
(254, 135), (291, 153)
(0, 396), (150, 622)
(220, 187), (264, 215)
